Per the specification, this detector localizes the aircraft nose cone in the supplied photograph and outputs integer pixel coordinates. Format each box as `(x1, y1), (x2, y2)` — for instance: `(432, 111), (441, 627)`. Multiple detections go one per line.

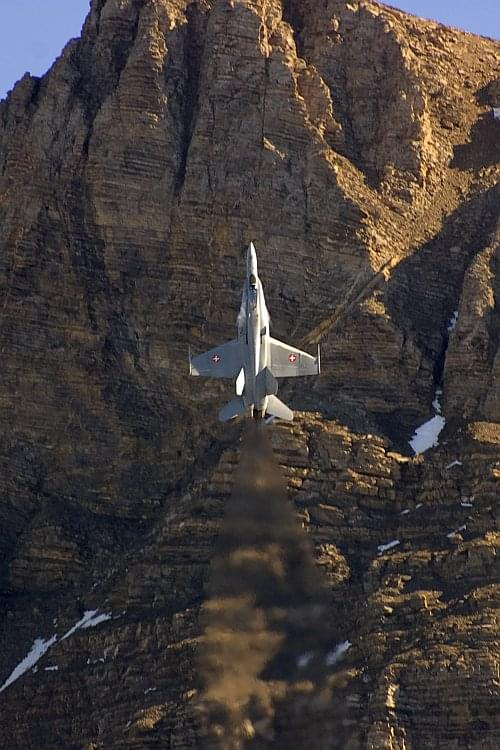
(247, 242), (258, 275)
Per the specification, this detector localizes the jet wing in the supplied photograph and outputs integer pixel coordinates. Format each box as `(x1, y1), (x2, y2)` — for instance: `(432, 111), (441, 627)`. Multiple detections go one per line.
(269, 337), (320, 378)
(189, 339), (244, 378)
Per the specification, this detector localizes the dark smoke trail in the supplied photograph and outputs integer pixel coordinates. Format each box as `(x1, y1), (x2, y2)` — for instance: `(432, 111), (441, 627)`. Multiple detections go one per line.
(197, 423), (354, 748)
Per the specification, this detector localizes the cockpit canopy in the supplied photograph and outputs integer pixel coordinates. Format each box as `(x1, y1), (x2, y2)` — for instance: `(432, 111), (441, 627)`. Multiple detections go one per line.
(248, 275), (258, 308)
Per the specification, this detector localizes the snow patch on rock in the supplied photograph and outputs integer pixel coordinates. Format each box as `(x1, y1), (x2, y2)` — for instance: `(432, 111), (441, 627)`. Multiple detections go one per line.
(326, 640), (351, 666)
(0, 636), (58, 693)
(410, 389), (446, 454)
(378, 539), (400, 554)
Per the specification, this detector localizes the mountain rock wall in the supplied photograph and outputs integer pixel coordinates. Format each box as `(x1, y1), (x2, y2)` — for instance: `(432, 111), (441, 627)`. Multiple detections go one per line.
(0, 1), (498, 747)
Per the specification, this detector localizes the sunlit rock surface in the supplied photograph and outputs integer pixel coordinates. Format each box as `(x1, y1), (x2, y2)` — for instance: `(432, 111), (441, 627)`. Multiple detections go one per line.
(0, 1), (499, 748)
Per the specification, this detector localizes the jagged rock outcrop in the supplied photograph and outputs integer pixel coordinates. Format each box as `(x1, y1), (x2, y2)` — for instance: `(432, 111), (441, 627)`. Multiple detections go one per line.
(0, 1), (498, 748)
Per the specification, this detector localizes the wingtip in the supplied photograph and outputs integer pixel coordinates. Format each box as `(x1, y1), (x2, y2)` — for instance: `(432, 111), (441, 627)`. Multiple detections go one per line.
(317, 344), (321, 375)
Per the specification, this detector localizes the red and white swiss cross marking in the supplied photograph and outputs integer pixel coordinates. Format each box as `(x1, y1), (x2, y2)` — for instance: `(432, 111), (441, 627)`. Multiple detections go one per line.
(212, 354), (221, 364)
(288, 353), (297, 363)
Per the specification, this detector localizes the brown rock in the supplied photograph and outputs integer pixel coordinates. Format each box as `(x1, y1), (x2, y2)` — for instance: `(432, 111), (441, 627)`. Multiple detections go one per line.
(0, 1), (499, 749)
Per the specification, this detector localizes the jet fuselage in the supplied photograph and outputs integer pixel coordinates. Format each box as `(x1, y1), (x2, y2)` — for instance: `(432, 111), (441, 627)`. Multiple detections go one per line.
(238, 243), (272, 416)
(189, 243), (320, 423)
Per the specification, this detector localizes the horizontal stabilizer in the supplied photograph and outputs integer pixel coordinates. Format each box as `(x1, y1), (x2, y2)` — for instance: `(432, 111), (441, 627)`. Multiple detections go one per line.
(218, 397), (247, 423)
(266, 395), (293, 422)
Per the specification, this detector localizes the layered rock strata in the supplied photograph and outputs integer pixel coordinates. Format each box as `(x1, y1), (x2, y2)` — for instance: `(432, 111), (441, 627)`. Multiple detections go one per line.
(0, 0), (499, 748)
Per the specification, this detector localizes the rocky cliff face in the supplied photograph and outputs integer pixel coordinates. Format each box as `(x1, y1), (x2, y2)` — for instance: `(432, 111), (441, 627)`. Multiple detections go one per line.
(0, 1), (498, 748)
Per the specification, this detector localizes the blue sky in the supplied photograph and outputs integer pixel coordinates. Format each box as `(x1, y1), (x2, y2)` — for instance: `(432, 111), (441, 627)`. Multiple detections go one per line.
(0, 0), (90, 100)
(388, 0), (499, 39)
(0, 1), (498, 101)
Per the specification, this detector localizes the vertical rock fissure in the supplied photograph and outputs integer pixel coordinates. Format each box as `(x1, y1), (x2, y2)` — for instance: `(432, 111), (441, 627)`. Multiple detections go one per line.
(282, 0), (305, 59)
(256, 52), (270, 187)
(433, 335), (449, 396)
(486, 240), (500, 366)
(76, 0), (142, 128)
(175, 4), (207, 193)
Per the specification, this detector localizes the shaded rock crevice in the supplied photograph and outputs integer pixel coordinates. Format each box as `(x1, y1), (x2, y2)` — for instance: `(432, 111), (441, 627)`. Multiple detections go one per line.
(77, 0), (143, 124)
(174, 3), (211, 192)
(281, 0), (305, 58)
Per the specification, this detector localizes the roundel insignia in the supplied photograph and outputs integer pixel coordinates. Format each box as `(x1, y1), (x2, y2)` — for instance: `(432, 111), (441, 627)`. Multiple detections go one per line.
(288, 353), (297, 363)
(212, 354), (221, 364)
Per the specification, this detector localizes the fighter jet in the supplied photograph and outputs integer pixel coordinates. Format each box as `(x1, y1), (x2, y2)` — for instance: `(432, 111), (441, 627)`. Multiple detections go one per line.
(189, 243), (320, 422)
